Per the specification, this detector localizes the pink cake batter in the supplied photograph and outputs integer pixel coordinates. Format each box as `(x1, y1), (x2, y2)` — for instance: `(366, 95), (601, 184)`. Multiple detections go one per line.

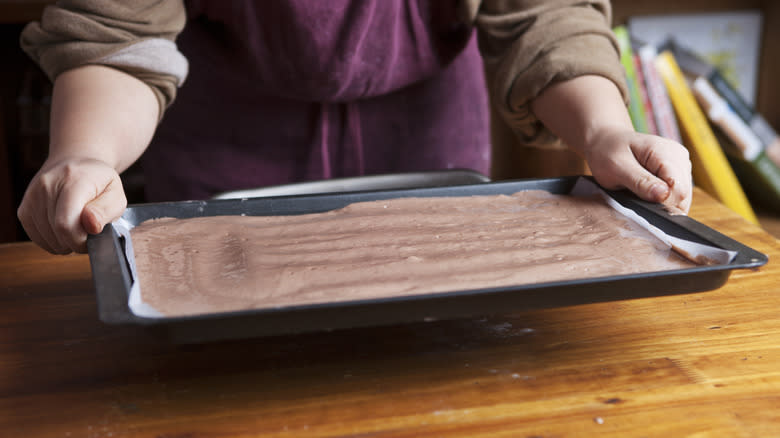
(130, 191), (695, 316)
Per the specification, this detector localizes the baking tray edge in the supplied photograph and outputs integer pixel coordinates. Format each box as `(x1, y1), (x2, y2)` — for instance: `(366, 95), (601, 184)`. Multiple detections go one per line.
(86, 176), (769, 342)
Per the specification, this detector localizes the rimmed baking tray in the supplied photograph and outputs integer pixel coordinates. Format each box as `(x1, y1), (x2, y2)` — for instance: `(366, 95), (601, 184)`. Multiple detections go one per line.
(87, 176), (768, 343)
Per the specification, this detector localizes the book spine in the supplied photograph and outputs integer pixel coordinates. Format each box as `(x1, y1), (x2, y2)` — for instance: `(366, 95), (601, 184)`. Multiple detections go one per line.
(613, 26), (649, 134)
(755, 153), (780, 199)
(637, 45), (681, 143)
(723, 144), (780, 214)
(633, 53), (658, 135)
(692, 77), (763, 161)
(654, 51), (758, 224)
(706, 72), (754, 122)
(705, 70), (780, 169)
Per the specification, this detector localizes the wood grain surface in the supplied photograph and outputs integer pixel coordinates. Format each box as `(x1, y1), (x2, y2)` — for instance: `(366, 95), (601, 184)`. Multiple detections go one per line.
(0, 188), (778, 437)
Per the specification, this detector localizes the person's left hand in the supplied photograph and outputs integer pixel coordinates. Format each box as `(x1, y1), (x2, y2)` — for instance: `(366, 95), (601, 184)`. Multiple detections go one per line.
(582, 125), (692, 214)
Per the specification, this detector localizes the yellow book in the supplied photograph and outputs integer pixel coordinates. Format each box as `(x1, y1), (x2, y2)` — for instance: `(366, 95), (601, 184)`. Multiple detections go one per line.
(654, 51), (758, 224)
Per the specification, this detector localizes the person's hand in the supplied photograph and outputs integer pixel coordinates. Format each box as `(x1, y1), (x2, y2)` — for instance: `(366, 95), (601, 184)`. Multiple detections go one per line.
(529, 75), (693, 214)
(17, 157), (127, 254)
(582, 126), (693, 214)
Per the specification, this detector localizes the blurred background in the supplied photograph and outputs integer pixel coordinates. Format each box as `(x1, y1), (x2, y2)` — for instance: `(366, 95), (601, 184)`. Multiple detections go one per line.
(1, 0), (779, 243)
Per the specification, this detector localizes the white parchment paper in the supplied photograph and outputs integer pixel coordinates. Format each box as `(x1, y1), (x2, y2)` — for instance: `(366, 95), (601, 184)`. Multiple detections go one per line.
(571, 178), (737, 265)
(113, 217), (164, 318)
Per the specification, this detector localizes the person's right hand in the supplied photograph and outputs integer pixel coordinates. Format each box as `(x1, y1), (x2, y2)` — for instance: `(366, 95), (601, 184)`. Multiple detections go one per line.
(17, 157), (127, 254)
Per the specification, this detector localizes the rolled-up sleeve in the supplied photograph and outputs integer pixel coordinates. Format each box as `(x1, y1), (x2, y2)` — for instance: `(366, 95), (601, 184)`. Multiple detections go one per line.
(466, 0), (628, 147)
(20, 0), (189, 120)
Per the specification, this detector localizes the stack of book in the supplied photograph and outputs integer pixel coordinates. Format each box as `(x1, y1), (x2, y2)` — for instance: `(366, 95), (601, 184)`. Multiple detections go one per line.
(612, 17), (780, 225)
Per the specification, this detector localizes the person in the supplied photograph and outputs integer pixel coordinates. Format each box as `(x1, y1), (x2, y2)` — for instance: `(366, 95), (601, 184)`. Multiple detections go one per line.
(16, 0), (692, 255)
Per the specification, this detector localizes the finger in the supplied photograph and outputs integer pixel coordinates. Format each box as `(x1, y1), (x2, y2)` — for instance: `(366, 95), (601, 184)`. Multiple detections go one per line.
(53, 177), (103, 253)
(631, 138), (692, 213)
(602, 148), (671, 204)
(663, 158), (693, 214)
(82, 177), (127, 236)
(19, 182), (70, 254)
(18, 204), (57, 254)
(44, 179), (82, 253)
(659, 174), (692, 215)
(32, 202), (71, 254)
(17, 177), (66, 253)
(630, 170), (671, 204)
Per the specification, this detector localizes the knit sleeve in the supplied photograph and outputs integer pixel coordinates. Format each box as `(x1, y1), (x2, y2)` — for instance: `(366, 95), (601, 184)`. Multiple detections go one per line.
(465, 0), (628, 147)
(20, 0), (189, 120)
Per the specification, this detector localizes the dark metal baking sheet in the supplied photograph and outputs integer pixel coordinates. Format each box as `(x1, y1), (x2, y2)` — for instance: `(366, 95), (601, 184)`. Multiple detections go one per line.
(87, 176), (768, 343)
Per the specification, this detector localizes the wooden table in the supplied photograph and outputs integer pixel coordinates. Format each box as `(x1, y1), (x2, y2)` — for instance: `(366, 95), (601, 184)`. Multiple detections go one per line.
(1, 189), (778, 437)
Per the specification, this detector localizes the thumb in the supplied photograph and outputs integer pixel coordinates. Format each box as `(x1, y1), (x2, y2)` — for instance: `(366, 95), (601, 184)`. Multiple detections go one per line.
(596, 154), (671, 204)
(81, 178), (127, 235)
(622, 165), (671, 204)
(635, 174), (672, 204)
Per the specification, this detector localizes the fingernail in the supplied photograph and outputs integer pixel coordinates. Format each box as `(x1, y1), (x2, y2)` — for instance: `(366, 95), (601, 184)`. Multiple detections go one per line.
(650, 183), (669, 201)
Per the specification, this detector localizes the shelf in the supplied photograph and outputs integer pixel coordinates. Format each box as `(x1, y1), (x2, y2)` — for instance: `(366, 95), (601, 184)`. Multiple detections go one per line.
(612, 0), (780, 238)
(612, 0), (780, 144)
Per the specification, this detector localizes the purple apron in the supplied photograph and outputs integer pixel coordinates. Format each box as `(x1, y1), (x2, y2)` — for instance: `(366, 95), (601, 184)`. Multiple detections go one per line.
(141, 0), (490, 201)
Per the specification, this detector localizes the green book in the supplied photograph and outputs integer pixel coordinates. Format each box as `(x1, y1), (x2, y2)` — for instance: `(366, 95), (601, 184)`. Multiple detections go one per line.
(613, 26), (649, 134)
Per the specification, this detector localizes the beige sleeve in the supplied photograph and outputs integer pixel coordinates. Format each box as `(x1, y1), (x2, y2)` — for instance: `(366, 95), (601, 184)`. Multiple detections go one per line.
(20, 0), (188, 119)
(462, 0), (628, 147)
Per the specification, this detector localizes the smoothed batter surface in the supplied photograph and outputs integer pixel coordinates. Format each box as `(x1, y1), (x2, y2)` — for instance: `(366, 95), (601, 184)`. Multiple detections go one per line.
(131, 191), (696, 316)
